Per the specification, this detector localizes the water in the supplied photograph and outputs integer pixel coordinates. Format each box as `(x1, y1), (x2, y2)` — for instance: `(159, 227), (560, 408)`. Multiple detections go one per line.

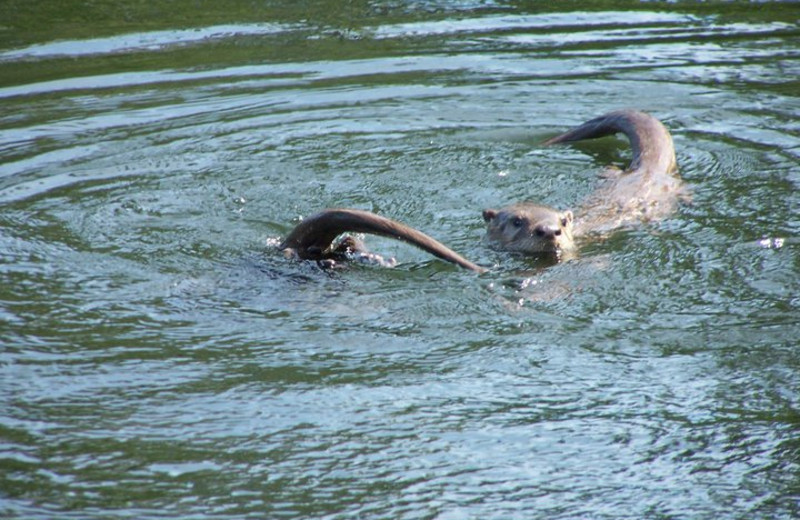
(1, 1), (799, 518)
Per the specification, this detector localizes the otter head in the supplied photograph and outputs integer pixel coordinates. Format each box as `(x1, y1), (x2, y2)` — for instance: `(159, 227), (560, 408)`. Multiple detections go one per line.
(482, 202), (575, 255)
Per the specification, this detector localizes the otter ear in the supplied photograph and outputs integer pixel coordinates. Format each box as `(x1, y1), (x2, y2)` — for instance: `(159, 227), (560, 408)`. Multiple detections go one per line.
(562, 210), (574, 224)
(482, 209), (498, 223)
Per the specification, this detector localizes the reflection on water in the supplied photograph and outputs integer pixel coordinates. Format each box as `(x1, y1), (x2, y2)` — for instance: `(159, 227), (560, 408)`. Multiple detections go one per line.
(0, 24), (291, 60)
(1, 2), (799, 519)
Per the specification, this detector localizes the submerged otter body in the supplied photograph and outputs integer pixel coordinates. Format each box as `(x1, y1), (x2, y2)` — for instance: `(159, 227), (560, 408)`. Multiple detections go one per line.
(483, 110), (685, 254)
(280, 208), (486, 273)
(546, 109), (684, 235)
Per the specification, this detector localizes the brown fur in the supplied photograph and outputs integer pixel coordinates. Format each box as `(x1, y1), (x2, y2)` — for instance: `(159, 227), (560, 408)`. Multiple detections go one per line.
(483, 110), (685, 254)
(281, 208), (486, 273)
(483, 203), (575, 255)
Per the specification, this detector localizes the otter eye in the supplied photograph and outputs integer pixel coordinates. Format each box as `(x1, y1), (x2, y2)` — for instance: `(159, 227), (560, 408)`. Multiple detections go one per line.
(512, 217), (523, 228)
(561, 217), (569, 227)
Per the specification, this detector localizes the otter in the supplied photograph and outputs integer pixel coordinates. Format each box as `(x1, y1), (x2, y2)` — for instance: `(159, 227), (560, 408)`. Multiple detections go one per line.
(280, 208), (487, 273)
(483, 110), (685, 254)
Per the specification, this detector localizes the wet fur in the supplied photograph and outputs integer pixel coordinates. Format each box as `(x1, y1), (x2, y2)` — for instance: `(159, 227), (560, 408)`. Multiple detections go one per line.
(281, 208), (486, 273)
(482, 203), (575, 256)
(483, 109), (685, 254)
(545, 109), (685, 235)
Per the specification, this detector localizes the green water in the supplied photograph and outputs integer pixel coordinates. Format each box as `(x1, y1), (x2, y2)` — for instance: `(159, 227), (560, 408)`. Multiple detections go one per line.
(1, 1), (799, 519)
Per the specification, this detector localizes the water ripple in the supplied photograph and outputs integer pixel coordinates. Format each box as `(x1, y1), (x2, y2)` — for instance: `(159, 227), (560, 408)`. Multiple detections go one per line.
(0, 23), (297, 61)
(2, 5), (799, 520)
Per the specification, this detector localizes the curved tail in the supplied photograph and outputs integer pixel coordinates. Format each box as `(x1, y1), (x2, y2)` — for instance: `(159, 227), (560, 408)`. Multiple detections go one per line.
(280, 208), (486, 273)
(543, 110), (677, 175)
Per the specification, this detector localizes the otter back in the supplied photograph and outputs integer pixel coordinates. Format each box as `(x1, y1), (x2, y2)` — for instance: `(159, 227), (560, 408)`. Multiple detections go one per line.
(544, 109), (686, 235)
(281, 208), (486, 272)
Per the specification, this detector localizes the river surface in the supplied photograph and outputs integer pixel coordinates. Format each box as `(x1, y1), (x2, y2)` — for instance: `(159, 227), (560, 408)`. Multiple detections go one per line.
(1, 1), (799, 519)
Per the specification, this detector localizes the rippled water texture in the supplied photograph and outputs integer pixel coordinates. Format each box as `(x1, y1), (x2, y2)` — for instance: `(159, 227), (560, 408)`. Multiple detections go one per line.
(1, 2), (799, 519)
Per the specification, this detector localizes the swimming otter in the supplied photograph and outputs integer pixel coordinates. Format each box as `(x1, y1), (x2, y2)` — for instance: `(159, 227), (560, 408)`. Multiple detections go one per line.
(483, 110), (684, 254)
(281, 208), (487, 273)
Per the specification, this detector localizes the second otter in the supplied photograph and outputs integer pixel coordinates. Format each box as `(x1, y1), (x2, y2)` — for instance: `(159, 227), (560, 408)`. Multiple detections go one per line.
(483, 109), (685, 255)
(281, 208), (487, 273)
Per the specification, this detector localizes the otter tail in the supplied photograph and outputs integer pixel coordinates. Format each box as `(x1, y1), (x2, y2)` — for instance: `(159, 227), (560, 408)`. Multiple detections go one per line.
(543, 109), (677, 175)
(280, 208), (486, 273)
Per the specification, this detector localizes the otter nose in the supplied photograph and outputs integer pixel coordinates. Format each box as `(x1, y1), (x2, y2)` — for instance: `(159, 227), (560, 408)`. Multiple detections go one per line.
(534, 225), (561, 239)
